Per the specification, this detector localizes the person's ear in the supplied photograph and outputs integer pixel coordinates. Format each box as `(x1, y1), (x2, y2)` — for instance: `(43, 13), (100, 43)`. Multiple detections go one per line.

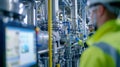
(97, 5), (105, 17)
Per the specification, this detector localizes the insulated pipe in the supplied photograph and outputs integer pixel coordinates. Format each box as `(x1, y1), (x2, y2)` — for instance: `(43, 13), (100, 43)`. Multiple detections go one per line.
(48, 0), (53, 67)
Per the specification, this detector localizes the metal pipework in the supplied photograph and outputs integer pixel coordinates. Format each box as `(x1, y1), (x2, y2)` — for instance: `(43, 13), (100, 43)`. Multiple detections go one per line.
(24, 2), (35, 25)
(48, 0), (53, 67)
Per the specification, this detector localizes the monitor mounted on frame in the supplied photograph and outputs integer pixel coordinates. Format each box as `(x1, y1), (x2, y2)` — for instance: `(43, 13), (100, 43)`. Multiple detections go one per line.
(0, 20), (38, 67)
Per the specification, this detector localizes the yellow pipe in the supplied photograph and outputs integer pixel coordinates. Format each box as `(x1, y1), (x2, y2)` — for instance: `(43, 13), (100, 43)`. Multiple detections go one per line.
(48, 0), (52, 67)
(56, 64), (60, 67)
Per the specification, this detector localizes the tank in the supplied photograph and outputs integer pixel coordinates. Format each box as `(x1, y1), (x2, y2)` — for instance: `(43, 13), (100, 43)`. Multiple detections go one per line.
(37, 31), (49, 51)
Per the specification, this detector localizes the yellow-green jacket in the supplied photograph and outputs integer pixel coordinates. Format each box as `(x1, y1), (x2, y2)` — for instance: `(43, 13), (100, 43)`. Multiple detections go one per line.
(80, 19), (120, 67)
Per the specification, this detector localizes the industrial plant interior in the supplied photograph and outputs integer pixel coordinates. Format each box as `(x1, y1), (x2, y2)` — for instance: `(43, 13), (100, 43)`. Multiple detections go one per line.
(0, 0), (96, 67)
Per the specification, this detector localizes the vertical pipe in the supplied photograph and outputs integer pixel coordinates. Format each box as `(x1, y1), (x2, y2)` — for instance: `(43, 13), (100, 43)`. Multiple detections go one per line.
(26, 3), (31, 25)
(52, 0), (55, 22)
(33, 1), (37, 25)
(27, 2), (35, 25)
(48, 0), (52, 67)
(71, 0), (78, 33)
(52, 0), (59, 22)
(84, 6), (87, 37)
(33, 4), (36, 25)
(56, 64), (60, 67)
(74, 0), (78, 32)
(81, 0), (87, 39)
(55, 0), (59, 21)
(45, 0), (48, 20)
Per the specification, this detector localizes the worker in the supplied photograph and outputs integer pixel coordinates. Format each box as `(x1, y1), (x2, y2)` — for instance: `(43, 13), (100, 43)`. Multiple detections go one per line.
(87, 22), (95, 37)
(80, 0), (120, 67)
(87, 22), (95, 40)
(84, 23), (95, 48)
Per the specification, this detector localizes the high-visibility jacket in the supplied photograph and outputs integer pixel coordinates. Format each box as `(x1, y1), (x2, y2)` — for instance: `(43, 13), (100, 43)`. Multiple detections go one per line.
(80, 19), (120, 67)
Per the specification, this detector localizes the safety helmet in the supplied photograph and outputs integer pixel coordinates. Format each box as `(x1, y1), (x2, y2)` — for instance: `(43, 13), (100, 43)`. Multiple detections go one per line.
(87, 0), (120, 7)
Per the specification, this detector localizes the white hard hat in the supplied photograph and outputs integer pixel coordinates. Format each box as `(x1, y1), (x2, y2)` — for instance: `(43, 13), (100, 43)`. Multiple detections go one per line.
(87, 0), (120, 7)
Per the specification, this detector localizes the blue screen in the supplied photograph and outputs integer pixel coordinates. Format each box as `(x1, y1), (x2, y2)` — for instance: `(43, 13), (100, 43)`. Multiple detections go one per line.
(5, 26), (37, 67)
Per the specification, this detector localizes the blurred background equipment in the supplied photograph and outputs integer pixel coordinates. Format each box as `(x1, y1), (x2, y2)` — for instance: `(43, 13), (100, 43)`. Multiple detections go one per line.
(0, 0), (93, 67)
